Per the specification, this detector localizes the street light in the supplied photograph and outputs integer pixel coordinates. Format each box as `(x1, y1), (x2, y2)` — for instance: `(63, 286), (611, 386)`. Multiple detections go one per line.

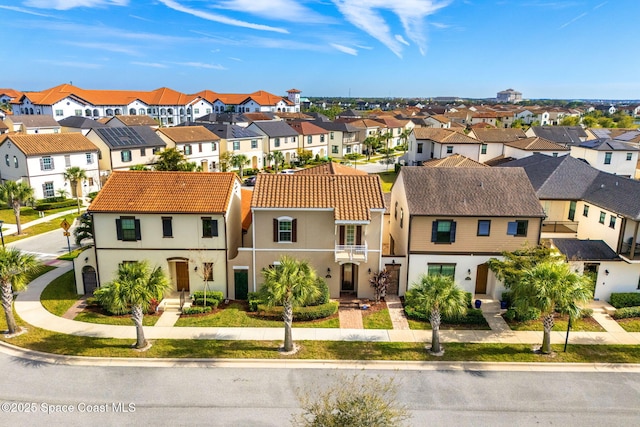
(0, 220), (4, 247)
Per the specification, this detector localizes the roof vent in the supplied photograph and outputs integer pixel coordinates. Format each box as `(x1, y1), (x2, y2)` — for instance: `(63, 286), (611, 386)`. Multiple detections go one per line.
(600, 184), (605, 189)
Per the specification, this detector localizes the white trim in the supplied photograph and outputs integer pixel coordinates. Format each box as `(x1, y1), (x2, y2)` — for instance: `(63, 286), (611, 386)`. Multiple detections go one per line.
(335, 220), (371, 225)
(233, 266), (249, 270)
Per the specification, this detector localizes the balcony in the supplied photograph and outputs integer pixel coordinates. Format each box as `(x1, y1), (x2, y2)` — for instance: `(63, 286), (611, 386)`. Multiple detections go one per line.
(335, 242), (368, 263)
(542, 220), (578, 235)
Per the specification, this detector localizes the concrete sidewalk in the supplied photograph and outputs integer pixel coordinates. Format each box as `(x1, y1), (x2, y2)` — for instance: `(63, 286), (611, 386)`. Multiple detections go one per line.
(1, 206), (86, 236)
(12, 263), (640, 345)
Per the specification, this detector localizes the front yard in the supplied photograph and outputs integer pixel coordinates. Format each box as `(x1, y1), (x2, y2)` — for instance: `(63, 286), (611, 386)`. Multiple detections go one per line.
(505, 314), (606, 332)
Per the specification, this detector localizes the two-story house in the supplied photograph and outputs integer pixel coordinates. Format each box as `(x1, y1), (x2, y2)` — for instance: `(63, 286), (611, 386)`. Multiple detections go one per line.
(246, 120), (299, 165)
(248, 174), (386, 299)
(570, 138), (639, 178)
(0, 133), (101, 199)
(205, 123), (266, 171)
(503, 137), (570, 159)
(4, 115), (61, 134)
(404, 128), (481, 165)
(312, 120), (361, 157)
(80, 171), (242, 295)
(467, 128), (527, 164)
(288, 121), (329, 159)
(156, 126), (220, 172)
(389, 167), (545, 298)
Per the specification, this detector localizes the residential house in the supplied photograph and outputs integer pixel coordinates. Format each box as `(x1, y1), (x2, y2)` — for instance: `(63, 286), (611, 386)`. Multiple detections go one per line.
(104, 115), (159, 128)
(338, 118), (383, 154)
(374, 117), (409, 147)
(79, 171), (242, 296)
(57, 116), (107, 135)
(515, 108), (550, 126)
(570, 138), (639, 178)
(156, 126), (220, 172)
(293, 162), (368, 175)
(503, 137), (570, 159)
(467, 127), (527, 163)
(422, 114), (451, 128)
(526, 126), (589, 146)
(403, 128), (481, 165)
(85, 126), (166, 180)
(4, 115), (61, 134)
(421, 154), (488, 168)
(289, 121), (330, 159)
(206, 123), (266, 170)
(388, 167), (545, 298)
(312, 120), (361, 157)
(246, 120), (299, 165)
(247, 174), (386, 299)
(0, 133), (100, 199)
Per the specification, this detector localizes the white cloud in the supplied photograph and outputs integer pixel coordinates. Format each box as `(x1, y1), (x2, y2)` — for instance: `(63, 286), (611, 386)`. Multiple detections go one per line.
(0, 5), (55, 16)
(65, 41), (139, 55)
(330, 43), (357, 56)
(395, 34), (410, 46)
(214, 0), (334, 24)
(23, 0), (128, 10)
(174, 62), (226, 70)
(332, 0), (451, 57)
(430, 22), (450, 29)
(559, 12), (587, 29)
(131, 61), (168, 68)
(228, 57), (242, 62)
(158, 0), (288, 34)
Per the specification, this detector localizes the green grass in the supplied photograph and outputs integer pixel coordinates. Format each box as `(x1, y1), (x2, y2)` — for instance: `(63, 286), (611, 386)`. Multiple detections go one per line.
(39, 270), (79, 316)
(4, 214), (77, 244)
(58, 246), (90, 260)
(175, 302), (339, 328)
(376, 171), (398, 193)
(617, 318), (640, 332)
(362, 308), (393, 329)
(407, 318), (491, 330)
(74, 311), (160, 326)
(0, 206), (79, 224)
(506, 315), (605, 332)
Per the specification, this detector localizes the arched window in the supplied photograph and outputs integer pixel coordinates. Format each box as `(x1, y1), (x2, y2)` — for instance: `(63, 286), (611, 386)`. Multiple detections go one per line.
(167, 108), (173, 115)
(5, 154), (9, 166)
(93, 109), (99, 116)
(179, 108), (185, 115)
(114, 108), (121, 115)
(129, 108), (136, 115)
(160, 108), (166, 115)
(85, 109), (91, 116)
(29, 108), (34, 114)
(139, 108), (145, 115)
(106, 109), (114, 115)
(13, 156), (18, 168)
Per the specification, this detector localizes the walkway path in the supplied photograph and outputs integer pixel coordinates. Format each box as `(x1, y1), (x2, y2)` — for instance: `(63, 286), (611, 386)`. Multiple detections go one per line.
(2, 206), (87, 236)
(386, 295), (410, 330)
(14, 264), (640, 345)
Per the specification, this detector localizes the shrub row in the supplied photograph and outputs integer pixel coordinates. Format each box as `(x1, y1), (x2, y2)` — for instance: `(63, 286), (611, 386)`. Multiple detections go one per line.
(192, 298), (219, 309)
(191, 291), (224, 301)
(255, 301), (339, 321)
(609, 293), (640, 308)
(503, 307), (541, 322)
(35, 199), (78, 211)
(403, 306), (487, 325)
(182, 306), (212, 315)
(612, 306), (640, 319)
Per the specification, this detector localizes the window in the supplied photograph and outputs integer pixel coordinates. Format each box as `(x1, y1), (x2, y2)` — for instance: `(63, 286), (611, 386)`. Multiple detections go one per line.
(477, 220), (491, 236)
(74, 109), (82, 116)
(13, 156), (17, 168)
(446, 146), (453, 154)
(161, 217), (172, 238)
(152, 147), (160, 155)
(427, 264), (455, 277)
(583, 205), (589, 217)
(417, 143), (423, 154)
(394, 201), (398, 219)
(203, 262), (214, 281)
(307, 135), (312, 145)
(40, 156), (54, 170)
(86, 153), (93, 164)
(232, 141), (240, 151)
(202, 217), (218, 238)
(211, 142), (218, 151)
(194, 108), (199, 115)
(184, 145), (192, 155)
(42, 182), (55, 198)
(604, 152), (612, 165)
(4, 155), (8, 166)
(273, 217), (296, 242)
(481, 144), (487, 155)
(274, 138), (280, 147)
(332, 145), (338, 154)
(431, 220), (456, 243)
(346, 146), (352, 154)
(251, 140), (258, 149)
(55, 109), (63, 116)
(330, 132), (334, 140)
(599, 211), (606, 224)
(140, 148), (146, 156)
(320, 135), (325, 142)
(568, 201), (576, 221)
(507, 220), (528, 237)
(64, 155), (71, 168)
(627, 153), (633, 161)
(121, 150), (132, 162)
(88, 177), (94, 186)
(116, 217), (140, 241)
(400, 208), (404, 228)
(198, 143), (202, 153)
(609, 215), (616, 229)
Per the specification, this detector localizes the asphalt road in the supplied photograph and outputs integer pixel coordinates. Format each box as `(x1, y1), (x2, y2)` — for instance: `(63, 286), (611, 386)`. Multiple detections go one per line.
(8, 226), (82, 262)
(0, 352), (639, 426)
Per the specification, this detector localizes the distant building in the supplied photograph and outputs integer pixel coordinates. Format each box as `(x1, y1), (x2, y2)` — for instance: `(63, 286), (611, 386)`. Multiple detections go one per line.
(496, 89), (522, 104)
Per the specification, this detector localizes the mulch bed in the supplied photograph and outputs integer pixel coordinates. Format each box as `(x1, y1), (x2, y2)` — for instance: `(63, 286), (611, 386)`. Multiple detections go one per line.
(80, 304), (162, 319)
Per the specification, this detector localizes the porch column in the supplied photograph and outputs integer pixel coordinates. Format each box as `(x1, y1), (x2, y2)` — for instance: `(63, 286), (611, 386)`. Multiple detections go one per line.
(631, 221), (639, 258)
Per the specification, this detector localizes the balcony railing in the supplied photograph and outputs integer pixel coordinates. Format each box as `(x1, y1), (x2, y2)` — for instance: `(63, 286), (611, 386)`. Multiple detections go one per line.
(335, 242), (368, 263)
(541, 221), (579, 233)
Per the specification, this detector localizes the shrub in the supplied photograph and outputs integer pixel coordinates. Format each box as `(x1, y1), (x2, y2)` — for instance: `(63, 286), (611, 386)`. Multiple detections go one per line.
(247, 292), (262, 312)
(191, 291), (223, 302)
(578, 308), (594, 319)
(503, 307), (541, 322)
(87, 191), (99, 201)
(609, 293), (640, 308)
(404, 306), (485, 325)
(310, 278), (330, 306)
(192, 298), (219, 309)
(464, 292), (473, 308)
(256, 301), (339, 321)
(612, 306), (640, 319)
(34, 199), (78, 211)
(501, 291), (512, 307)
(182, 306), (212, 315)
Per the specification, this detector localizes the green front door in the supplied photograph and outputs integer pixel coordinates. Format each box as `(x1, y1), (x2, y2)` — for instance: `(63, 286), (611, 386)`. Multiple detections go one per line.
(234, 270), (248, 300)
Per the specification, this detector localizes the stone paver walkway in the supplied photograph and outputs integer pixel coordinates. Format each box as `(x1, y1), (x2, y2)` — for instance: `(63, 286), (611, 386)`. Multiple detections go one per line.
(62, 295), (89, 320)
(338, 306), (364, 329)
(386, 295), (410, 330)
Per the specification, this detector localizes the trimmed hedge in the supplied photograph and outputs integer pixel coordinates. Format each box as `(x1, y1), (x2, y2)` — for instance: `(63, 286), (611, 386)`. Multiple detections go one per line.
(182, 306), (212, 315)
(35, 199), (78, 211)
(503, 307), (541, 322)
(612, 306), (640, 319)
(192, 298), (219, 309)
(255, 301), (339, 321)
(609, 293), (640, 308)
(191, 291), (224, 302)
(247, 292), (261, 312)
(404, 306), (487, 325)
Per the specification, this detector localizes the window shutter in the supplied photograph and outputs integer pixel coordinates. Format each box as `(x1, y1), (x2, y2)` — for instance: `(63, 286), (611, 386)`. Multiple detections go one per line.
(116, 219), (123, 240)
(339, 226), (345, 245)
(431, 221), (438, 242)
(450, 221), (456, 243)
(212, 219), (219, 237)
(42, 183), (47, 196)
(50, 158), (54, 169)
(273, 218), (278, 242)
(507, 221), (517, 236)
(292, 219), (297, 242)
(356, 226), (362, 245)
(40, 158), (44, 170)
(134, 219), (141, 240)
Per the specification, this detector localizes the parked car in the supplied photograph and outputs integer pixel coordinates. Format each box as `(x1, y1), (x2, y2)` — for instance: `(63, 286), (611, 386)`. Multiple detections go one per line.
(280, 169), (296, 174)
(243, 176), (257, 186)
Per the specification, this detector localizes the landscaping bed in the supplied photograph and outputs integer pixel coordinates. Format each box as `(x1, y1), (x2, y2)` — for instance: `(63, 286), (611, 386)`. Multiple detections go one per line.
(74, 305), (160, 326)
(504, 313), (605, 332)
(616, 318), (640, 333)
(361, 302), (393, 329)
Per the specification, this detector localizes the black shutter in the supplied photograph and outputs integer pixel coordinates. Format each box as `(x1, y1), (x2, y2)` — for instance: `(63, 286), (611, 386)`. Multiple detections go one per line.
(431, 221), (438, 242)
(292, 219), (297, 242)
(450, 221), (456, 243)
(339, 226), (345, 245)
(212, 219), (219, 237)
(134, 219), (141, 241)
(273, 218), (278, 242)
(356, 226), (362, 245)
(116, 219), (123, 240)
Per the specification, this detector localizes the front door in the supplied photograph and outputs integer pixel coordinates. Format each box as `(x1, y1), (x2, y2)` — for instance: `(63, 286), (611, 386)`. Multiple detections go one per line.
(475, 263), (488, 294)
(385, 263), (400, 295)
(234, 270), (248, 300)
(176, 262), (190, 292)
(341, 263), (357, 293)
(82, 266), (98, 294)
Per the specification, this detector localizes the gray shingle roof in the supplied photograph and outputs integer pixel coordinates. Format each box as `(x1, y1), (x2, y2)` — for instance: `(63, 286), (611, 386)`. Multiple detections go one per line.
(58, 116), (107, 129)
(93, 126), (166, 149)
(205, 123), (261, 139)
(578, 138), (639, 151)
(250, 120), (298, 138)
(9, 114), (60, 128)
(551, 239), (620, 261)
(529, 126), (586, 145)
(312, 120), (360, 132)
(399, 167), (545, 217)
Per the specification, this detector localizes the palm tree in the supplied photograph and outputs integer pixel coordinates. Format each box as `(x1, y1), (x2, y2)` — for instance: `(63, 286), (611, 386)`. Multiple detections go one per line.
(73, 212), (93, 245)
(230, 153), (250, 178)
(362, 136), (377, 161)
(405, 274), (468, 355)
(0, 248), (40, 335)
(261, 255), (320, 352)
(96, 261), (169, 349)
(270, 151), (285, 173)
(64, 166), (87, 214)
(511, 261), (592, 354)
(0, 181), (34, 235)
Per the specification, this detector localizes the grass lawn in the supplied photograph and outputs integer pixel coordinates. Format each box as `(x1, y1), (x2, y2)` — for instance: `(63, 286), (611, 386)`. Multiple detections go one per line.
(506, 314), (605, 332)
(58, 246), (91, 261)
(362, 305), (393, 329)
(0, 206), (79, 224)
(39, 270), (79, 316)
(4, 214), (78, 244)
(74, 310), (160, 326)
(376, 171), (398, 193)
(616, 318), (640, 332)
(175, 302), (340, 328)
(407, 318), (491, 331)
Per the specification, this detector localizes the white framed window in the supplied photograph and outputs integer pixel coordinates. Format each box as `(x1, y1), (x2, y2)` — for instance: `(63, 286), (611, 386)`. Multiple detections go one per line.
(42, 182), (55, 198)
(40, 156), (54, 170)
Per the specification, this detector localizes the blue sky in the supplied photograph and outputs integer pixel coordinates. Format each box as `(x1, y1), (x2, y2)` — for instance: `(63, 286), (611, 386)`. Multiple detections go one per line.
(2, 0), (638, 100)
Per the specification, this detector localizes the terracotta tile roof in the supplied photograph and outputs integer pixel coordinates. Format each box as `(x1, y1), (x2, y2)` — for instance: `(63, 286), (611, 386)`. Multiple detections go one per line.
(245, 90), (292, 106)
(505, 137), (569, 151)
(108, 115), (158, 126)
(0, 89), (22, 99)
(399, 167), (545, 217)
(276, 112), (313, 120)
(243, 112), (277, 121)
(251, 174), (385, 222)
(2, 133), (99, 156)
(374, 117), (405, 128)
(413, 127), (480, 144)
(157, 126), (220, 143)
(343, 119), (384, 129)
(470, 122), (496, 129)
(288, 121), (328, 136)
(241, 188), (253, 231)
(422, 154), (488, 168)
(287, 88), (301, 93)
(428, 114), (450, 123)
(294, 162), (368, 175)
(7, 114), (60, 128)
(470, 128), (527, 142)
(89, 171), (238, 214)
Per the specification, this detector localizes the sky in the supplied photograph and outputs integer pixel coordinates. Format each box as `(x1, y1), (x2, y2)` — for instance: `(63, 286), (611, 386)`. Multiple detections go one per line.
(1, 0), (638, 100)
